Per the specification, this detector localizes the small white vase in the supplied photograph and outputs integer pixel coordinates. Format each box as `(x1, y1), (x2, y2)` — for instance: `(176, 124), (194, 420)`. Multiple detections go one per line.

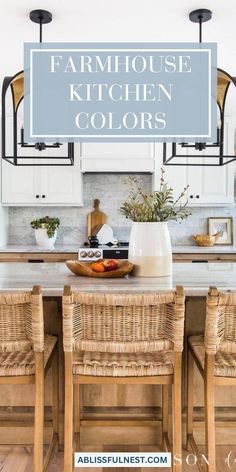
(128, 222), (172, 277)
(34, 228), (57, 248)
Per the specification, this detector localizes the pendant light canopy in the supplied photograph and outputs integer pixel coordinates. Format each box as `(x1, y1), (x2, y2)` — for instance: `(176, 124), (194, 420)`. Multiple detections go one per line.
(163, 9), (236, 166)
(2, 9), (74, 166)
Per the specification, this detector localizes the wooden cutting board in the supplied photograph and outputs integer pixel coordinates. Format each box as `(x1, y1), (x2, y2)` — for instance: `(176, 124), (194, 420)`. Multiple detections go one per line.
(87, 199), (107, 237)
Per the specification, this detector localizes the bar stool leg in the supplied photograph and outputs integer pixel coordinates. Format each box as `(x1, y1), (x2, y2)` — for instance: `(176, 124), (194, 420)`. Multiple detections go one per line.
(204, 354), (216, 472)
(172, 353), (182, 472)
(64, 352), (73, 472)
(74, 384), (81, 451)
(52, 346), (59, 439)
(34, 352), (44, 472)
(186, 349), (194, 451)
(162, 384), (169, 450)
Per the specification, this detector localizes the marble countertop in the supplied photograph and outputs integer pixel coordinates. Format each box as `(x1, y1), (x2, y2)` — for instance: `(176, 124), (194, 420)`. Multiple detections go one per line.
(0, 262), (235, 296)
(0, 244), (236, 254)
(0, 245), (79, 253)
(172, 245), (236, 253)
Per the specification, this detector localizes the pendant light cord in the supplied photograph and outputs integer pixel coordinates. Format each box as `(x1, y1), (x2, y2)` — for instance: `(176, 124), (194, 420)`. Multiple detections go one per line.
(39, 17), (42, 43)
(199, 14), (202, 43)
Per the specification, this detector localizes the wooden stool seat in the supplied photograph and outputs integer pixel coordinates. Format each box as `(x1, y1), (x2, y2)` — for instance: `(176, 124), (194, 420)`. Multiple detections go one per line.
(72, 349), (175, 376)
(63, 286), (185, 472)
(0, 335), (57, 376)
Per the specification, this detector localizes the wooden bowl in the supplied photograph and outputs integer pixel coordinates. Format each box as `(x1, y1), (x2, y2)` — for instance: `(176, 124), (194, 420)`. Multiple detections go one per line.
(192, 232), (222, 247)
(66, 259), (134, 278)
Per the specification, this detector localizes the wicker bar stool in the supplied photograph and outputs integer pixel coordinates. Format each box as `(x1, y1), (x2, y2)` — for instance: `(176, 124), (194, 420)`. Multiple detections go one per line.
(187, 287), (236, 472)
(0, 286), (59, 472)
(63, 285), (185, 472)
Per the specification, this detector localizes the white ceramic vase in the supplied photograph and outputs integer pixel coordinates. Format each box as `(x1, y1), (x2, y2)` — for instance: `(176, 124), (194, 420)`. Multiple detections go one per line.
(34, 228), (57, 248)
(128, 222), (172, 277)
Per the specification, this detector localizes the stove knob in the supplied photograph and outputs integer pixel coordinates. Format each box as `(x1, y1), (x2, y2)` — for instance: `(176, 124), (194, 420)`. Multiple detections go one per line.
(94, 251), (101, 258)
(80, 251), (87, 258)
(88, 251), (94, 258)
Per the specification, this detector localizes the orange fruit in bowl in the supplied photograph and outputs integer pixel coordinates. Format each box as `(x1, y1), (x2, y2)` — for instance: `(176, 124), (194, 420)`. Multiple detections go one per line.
(90, 262), (105, 273)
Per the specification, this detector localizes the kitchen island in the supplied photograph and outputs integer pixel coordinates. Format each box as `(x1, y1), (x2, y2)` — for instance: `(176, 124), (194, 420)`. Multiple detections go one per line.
(0, 261), (235, 447)
(0, 261), (235, 295)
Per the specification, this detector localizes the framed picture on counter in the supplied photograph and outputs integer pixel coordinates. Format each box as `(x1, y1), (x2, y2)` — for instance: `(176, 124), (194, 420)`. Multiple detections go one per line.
(208, 217), (233, 245)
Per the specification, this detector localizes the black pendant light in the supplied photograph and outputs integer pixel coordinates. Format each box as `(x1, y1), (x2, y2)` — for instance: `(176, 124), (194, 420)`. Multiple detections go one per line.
(163, 9), (236, 166)
(2, 9), (74, 166)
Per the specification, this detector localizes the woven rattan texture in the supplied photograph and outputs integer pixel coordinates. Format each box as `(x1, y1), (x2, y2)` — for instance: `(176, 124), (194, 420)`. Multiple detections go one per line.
(0, 335), (57, 376)
(205, 290), (236, 355)
(63, 289), (185, 376)
(63, 291), (185, 354)
(72, 350), (174, 376)
(189, 335), (236, 377)
(0, 291), (44, 353)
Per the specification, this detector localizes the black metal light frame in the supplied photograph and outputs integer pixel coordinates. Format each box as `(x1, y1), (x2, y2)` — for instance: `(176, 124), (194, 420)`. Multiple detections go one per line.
(163, 9), (236, 167)
(1, 9), (74, 166)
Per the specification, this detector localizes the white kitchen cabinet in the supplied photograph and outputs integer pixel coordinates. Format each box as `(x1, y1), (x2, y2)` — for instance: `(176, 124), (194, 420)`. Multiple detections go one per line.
(40, 163), (83, 205)
(1, 157), (83, 206)
(153, 121), (235, 206)
(80, 142), (155, 172)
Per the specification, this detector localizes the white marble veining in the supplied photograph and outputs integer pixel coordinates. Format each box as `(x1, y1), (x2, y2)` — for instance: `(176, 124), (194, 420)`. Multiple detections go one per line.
(0, 262), (235, 296)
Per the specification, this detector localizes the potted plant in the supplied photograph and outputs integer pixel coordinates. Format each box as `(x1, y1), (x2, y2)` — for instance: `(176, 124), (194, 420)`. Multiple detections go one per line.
(31, 216), (60, 248)
(120, 170), (190, 276)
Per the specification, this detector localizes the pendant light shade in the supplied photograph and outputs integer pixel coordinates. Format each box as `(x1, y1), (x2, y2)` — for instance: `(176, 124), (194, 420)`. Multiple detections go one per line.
(1, 10), (74, 166)
(217, 69), (235, 113)
(163, 9), (236, 166)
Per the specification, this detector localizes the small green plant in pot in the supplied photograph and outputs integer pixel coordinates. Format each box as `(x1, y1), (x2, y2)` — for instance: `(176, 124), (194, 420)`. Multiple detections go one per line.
(31, 216), (60, 248)
(120, 170), (190, 277)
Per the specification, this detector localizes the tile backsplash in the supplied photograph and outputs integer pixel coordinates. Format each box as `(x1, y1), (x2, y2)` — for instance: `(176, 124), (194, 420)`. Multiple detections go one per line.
(8, 174), (236, 246)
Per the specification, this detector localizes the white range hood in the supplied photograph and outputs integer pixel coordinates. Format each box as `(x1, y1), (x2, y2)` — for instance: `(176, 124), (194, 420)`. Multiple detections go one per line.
(80, 142), (155, 173)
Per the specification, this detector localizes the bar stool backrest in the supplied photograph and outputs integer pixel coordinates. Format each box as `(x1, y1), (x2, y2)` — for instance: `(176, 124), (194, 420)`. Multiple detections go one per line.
(63, 287), (185, 354)
(0, 287), (44, 353)
(205, 287), (236, 355)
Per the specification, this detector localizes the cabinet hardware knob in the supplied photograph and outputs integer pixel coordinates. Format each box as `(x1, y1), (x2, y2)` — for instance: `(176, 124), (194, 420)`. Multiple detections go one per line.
(196, 195), (200, 198)
(36, 195), (40, 198)
(190, 195), (193, 198)
(42, 195), (46, 198)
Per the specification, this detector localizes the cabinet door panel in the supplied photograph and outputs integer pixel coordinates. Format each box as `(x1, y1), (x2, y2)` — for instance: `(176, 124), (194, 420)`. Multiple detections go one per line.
(2, 160), (40, 204)
(153, 120), (235, 207)
(187, 121), (234, 205)
(40, 160), (83, 205)
(187, 158), (234, 205)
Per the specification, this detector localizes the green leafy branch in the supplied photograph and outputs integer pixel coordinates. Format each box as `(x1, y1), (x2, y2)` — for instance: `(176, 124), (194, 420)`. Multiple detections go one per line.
(120, 169), (191, 222)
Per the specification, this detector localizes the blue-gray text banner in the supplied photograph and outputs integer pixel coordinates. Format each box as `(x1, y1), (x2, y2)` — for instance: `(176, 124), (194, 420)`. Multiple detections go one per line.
(24, 42), (217, 142)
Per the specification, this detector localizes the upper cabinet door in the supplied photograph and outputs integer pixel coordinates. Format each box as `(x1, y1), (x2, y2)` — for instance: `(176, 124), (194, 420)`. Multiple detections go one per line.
(186, 120), (234, 206)
(1, 160), (40, 205)
(40, 156), (83, 206)
(153, 121), (235, 207)
(2, 153), (83, 206)
(80, 142), (155, 172)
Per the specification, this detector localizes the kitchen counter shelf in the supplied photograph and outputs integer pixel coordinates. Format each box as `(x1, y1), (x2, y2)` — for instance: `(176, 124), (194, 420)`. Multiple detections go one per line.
(0, 245), (79, 262)
(0, 245), (236, 262)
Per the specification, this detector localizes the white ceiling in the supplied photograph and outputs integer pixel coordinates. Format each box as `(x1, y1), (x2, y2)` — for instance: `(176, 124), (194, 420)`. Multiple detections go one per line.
(2, 0), (236, 111)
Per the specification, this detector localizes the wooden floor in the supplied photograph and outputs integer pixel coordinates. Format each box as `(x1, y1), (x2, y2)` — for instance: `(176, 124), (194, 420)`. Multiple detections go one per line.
(0, 445), (234, 471)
